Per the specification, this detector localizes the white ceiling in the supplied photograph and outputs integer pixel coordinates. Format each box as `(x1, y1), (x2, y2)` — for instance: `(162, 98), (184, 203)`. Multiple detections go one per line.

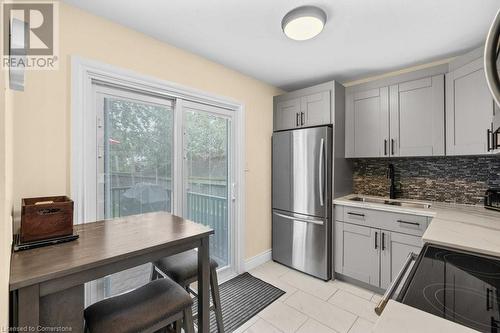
(63, 0), (500, 91)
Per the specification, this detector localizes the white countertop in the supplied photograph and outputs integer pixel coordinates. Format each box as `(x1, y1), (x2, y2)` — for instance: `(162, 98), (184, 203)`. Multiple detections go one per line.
(334, 194), (500, 257)
(334, 194), (500, 333)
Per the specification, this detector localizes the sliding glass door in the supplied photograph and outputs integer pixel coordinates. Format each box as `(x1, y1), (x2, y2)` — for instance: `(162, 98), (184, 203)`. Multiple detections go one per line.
(87, 85), (236, 304)
(182, 101), (232, 268)
(97, 88), (174, 219)
(89, 85), (174, 303)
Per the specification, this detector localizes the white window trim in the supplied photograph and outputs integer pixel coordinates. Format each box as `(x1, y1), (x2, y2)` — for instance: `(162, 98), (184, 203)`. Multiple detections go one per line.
(71, 56), (246, 274)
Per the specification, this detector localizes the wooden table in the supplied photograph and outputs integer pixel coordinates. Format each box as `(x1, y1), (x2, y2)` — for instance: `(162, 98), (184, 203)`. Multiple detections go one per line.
(10, 212), (214, 333)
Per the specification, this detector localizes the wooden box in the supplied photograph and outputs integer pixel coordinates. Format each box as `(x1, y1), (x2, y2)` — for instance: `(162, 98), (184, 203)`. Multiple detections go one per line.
(21, 196), (74, 243)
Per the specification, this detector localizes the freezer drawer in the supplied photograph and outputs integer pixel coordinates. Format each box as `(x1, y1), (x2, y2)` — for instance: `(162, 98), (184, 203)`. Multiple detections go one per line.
(272, 126), (332, 218)
(272, 210), (331, 280)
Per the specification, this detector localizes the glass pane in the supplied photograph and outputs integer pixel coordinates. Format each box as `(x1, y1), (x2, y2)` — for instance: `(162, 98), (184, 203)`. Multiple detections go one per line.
(94, 95), (173, 301)
(184, 110), (229, 267)
(103, 97), (173, 218)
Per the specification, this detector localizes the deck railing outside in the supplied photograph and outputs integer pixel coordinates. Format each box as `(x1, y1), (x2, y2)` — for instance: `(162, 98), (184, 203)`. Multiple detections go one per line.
(186, 191), (228, 265)
(110, 186), (228, 265)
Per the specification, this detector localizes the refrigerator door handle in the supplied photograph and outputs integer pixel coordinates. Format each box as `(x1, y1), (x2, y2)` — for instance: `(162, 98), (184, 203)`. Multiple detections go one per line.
(318, 138), (325, 207)
(273, 212), (324, 225)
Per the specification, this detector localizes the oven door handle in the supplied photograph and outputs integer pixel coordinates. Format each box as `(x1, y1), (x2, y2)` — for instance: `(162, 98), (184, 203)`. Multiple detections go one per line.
(375, 252), (418, 316)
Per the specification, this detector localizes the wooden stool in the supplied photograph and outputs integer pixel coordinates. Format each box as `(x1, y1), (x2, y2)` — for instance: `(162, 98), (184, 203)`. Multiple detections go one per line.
(84, 277), (194, 333)
(152, 249), (224, 333)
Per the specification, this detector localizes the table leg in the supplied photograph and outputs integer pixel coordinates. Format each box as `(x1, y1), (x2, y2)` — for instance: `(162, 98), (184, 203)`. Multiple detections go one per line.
(197, 236), (210, 333)
(17, 284), (39, 330)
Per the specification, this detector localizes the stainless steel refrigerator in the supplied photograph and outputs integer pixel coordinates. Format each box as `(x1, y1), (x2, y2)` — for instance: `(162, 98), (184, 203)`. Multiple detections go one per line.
(272, 126), (332, 280)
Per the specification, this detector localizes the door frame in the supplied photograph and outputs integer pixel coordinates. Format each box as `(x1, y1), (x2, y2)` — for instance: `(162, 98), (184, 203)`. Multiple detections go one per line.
(71, 56), (246, 279)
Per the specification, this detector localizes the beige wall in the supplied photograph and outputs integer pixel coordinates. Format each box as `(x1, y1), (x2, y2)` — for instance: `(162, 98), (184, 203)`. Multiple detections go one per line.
(1, 64), (13, 327)
(12, 3), (281, 260)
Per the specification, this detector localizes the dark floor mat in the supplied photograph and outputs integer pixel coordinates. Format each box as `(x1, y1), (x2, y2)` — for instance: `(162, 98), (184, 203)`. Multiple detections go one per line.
(193, 272), (285, 332)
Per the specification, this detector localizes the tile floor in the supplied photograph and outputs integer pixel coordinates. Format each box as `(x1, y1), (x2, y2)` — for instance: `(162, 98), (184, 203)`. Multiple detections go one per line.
(233, 261), (382, 333)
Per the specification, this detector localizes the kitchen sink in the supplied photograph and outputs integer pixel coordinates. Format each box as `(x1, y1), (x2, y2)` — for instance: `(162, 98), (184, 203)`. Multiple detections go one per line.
(349, 196), (431, 209)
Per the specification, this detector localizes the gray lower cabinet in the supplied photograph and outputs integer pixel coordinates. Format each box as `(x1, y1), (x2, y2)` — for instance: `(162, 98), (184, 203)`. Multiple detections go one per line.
(380, 231), (422, 290)
(446, 56), (496, 155)
(334, 206), (426, 290)
(335, 222), (380, 286)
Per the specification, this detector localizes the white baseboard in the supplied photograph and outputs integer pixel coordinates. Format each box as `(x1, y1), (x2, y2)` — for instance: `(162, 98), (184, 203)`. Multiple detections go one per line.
(244, 249), (272, 271)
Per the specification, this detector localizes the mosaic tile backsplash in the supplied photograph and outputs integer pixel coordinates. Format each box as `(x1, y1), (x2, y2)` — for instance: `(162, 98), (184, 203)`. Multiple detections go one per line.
(353, 156), (500, 205)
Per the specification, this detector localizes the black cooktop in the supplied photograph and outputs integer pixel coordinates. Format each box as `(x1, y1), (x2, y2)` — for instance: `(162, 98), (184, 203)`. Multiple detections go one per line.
(398, 244), (500, 332)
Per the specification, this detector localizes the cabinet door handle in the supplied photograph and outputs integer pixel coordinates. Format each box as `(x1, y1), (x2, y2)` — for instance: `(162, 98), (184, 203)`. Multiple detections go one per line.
(391, 139), (395, 155)
(382, 232), (386, 251)
(375, 231), (378, 249)
(397, 219), (420, 226)
(296, 113), (300, 127)
(347, 212), (365, 217)
(301, 112), (305, 126)
(384, 139), (388, 156)
(487, 288), (493, 311)
(488, 129), (492, 152)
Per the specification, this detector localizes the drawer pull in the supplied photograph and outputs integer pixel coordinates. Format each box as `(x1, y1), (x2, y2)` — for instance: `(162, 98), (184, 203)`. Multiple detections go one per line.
(397, 219), (420, 226)
(347, 212), (365, 217)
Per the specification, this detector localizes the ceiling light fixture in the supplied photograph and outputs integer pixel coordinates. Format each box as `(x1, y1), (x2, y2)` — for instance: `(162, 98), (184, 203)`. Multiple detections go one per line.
(282, 6), (327, 41)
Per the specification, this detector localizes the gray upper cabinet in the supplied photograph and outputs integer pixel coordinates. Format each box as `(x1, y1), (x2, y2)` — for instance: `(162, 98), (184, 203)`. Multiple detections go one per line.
(345, 87), (389, 158)
(495, 103), (500, 134)
(389, 75), (445, 157)
(345, 65), (447, 158)
(302, 91), (331, 127)
(342, 47), (498, 158)
(446, 56), (496, 155)
(274, 98), (301, 131)
(274, 82), (336, 131)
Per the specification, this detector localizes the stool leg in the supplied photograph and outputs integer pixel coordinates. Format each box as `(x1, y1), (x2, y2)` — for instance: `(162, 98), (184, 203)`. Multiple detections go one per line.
(210, 267), (224, 333)
(183, 307), (195, 333)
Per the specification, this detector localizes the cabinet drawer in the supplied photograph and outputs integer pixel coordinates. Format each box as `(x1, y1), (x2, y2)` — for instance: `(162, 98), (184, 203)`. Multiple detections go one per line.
(343, 207), (374, 224)
(343, 207), (429, 236)
(387, 213), (428, 236)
